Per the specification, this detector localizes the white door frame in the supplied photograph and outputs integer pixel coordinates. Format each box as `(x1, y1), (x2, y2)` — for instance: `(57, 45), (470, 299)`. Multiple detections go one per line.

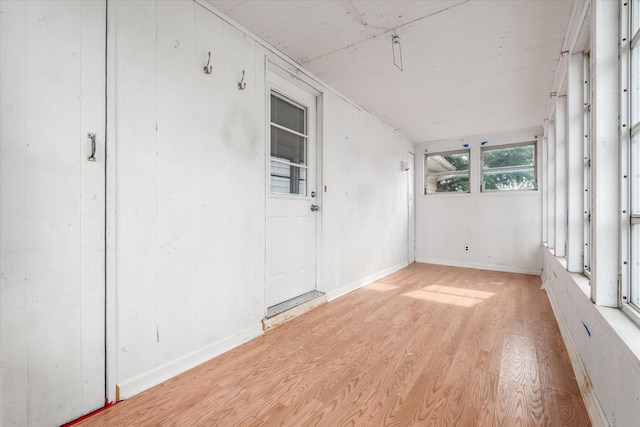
(264, 60), (323, 313)
(408, 151), (416, 264)
(105, 0), (118, 404)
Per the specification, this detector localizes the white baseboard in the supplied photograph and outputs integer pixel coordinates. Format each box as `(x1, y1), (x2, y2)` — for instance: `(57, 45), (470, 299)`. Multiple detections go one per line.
(326, 262), (408, 302)
(542, 276), (609, 427)
(415, 258), (541, 276)
(116, 323), (264, 400)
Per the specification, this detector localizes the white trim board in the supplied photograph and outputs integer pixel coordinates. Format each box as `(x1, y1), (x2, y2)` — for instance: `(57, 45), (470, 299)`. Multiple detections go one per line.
(414, 258), (542, 276)
(116, 324), (263, 400)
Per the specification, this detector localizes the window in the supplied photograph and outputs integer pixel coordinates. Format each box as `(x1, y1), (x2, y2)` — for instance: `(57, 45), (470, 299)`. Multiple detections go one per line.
(583, 52), (592, 274)
(481, 142), (537, 191)
(270, 93), (308, 196)
(627, 0), (640, 317)
(424, 150), (470, 194)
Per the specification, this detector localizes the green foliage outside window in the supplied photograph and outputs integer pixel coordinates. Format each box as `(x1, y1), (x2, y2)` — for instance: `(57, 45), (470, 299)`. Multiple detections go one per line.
(482, 144), (536, 191)
(436, 174), (470, 192)
(425, 151), (469, 193)
(425, 143), (536, 194)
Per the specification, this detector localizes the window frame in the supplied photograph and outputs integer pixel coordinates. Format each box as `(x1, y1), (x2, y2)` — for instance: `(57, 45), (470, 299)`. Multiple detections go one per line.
(583, 51), (593, 276)
(480, 141), (538, 192)
(424, 148), (471, 195)
(623, 0), (640, 325)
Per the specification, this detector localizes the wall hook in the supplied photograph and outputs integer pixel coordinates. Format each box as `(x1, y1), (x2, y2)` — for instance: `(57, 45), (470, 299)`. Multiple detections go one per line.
(204, 52), (213, 74)
(238, 70), (247, 90)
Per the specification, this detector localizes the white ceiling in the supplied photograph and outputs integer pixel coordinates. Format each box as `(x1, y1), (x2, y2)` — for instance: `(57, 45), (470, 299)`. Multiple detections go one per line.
(207, 0), (573, 143)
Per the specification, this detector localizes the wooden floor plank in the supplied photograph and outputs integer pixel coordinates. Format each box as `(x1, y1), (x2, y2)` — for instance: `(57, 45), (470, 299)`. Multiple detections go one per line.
(78, 263), (590, 426)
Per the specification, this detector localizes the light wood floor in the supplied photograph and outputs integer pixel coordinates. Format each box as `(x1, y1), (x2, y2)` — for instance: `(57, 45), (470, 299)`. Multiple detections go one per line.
(80, 263), (590, 426)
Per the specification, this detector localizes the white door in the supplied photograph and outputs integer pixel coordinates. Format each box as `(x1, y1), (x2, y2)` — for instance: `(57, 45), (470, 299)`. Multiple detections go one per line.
(0, 1), (106, 425)
(266, 73), (318, 308)
(408, 152), (416, 263)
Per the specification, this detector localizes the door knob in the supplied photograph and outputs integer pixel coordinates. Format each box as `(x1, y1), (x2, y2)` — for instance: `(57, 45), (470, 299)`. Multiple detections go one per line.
(310, 204), (319, 212)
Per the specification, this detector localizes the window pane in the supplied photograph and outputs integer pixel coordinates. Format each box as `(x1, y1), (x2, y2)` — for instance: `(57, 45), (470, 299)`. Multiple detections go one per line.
(483, 168), (535, 191)
(632, 46), (640, 126)
(271, 94), (306, 134)
(425, 151), (469, 194)
(271, 126), (307, 165)
(633, 0), (640, 36)
(633, 134), (640, 214)
(632, 224), (640, 308)
(483, 144), (535, 168)
(270, 161), (306, 195)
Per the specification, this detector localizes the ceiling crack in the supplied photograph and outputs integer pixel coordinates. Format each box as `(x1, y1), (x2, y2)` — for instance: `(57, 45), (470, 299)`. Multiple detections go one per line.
(301, 0), (471, 65)
(347, 0), (391, 32)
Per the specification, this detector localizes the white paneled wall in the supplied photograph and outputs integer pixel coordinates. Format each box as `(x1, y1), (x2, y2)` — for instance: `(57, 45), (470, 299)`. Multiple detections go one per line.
(414, 129), (543, 274)
(416, 193), (542, 273)
(110, 1), (411, 398)
(322, 94), (411, 300)
(112, 1), (265, 396)
(1, 1), (107, 425)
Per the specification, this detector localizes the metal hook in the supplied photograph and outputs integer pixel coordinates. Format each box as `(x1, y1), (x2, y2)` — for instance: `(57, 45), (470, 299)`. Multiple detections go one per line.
(204, 52), (212, 74)
(238, 70), (247, 90)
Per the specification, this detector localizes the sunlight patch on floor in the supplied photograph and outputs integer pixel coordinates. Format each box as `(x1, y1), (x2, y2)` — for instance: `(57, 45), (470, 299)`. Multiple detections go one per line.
(423, 285), (495, 299)
(365, 283), (398, 292)
(403, 285), (495, 307)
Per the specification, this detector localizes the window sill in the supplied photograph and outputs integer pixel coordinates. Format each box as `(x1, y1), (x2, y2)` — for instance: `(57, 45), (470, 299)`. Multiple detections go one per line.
(419, 190), (540, 199)
(553, 254), (591, 299)
(569, 271), (591, 299)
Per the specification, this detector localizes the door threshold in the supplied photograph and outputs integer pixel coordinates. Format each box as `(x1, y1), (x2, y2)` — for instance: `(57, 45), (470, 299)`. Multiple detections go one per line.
(263, 290), (326, 331)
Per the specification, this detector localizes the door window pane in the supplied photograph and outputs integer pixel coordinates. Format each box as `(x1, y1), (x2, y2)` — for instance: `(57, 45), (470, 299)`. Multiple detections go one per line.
(425, 150), (470, 194)
(271, 94), (305, 134)
(271, 126), (306, 165)
(270, 161), (307, 195)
